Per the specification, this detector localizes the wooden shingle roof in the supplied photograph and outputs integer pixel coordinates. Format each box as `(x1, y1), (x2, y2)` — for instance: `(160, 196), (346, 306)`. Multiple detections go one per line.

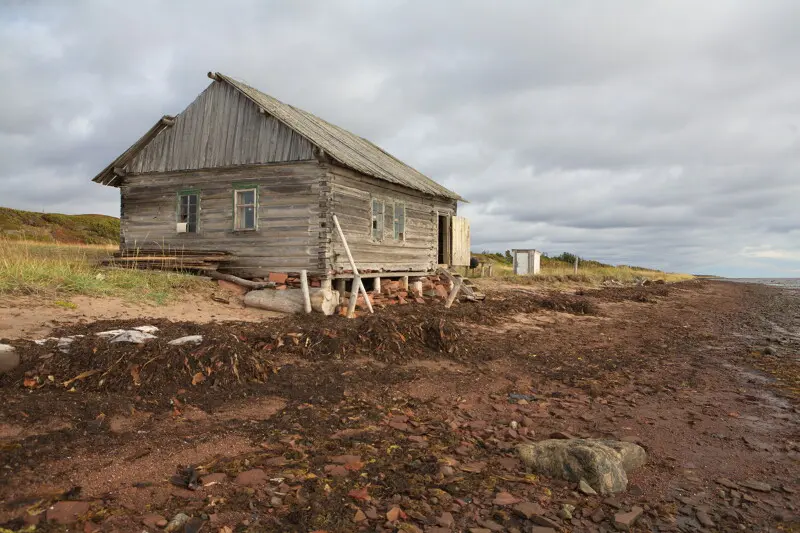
(215, 73), (462, 201)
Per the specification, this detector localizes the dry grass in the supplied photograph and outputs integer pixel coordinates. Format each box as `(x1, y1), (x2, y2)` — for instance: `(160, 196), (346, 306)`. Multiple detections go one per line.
(0, 239), (208, 304)
(470, 253), (692, 286)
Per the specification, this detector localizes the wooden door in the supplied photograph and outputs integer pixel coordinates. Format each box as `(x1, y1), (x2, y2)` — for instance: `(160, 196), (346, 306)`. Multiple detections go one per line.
(450, 216), (471, 266)
(514, 250), (529, 274)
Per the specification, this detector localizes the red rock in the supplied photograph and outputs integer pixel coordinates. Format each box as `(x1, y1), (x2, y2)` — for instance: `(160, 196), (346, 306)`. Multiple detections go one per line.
(513, 501), (544, 518)
(310, 280), (321, 287)
(268, 272), (289, 283)
(324, 464), (349, 477)
(141, 513), (167, 528)
(614, 506), (643, 530)
(386, 506), (402, 521)
(353, 510), (366, 522)
(434, 285), (449, 298)
(234, 468), (268, 486)
(493, 491), (520, 505)
(274, 284), (287, 290)
(398, 296), (407, 304)
(530, 527), (557, 533)
(217, 279), (248, 295)
(437, 511), (454, 527)
(47, 501), (91, 524)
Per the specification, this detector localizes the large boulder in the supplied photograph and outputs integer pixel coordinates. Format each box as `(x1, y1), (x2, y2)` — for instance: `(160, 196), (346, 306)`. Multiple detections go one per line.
(517, 439), (647, 494)
(0, 344), (19, 374)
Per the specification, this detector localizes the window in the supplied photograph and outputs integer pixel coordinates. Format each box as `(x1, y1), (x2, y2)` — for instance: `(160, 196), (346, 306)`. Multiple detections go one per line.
(234, 188), (257, 230)
(371, 198), (384, 241)
(177, 192), (199, 233)
(393, 201), (405, 241)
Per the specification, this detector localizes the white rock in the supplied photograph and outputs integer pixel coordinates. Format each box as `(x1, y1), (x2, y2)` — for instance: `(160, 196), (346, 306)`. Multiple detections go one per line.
(96, 329), (129, 338)
(109, 330), (157, 343)
(167, 335), (203, 346)
(132, 325), (159, 333)
(34, 337), (59, 345)
(0, 344), (20, 374)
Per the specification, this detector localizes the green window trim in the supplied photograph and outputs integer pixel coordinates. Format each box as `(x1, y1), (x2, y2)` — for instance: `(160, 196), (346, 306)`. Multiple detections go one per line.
(232, 183), (258, 231)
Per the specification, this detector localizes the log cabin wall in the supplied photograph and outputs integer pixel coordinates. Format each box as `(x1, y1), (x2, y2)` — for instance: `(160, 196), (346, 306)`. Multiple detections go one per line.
(120, 162), (326, 276)
(325, 164), (457, 273)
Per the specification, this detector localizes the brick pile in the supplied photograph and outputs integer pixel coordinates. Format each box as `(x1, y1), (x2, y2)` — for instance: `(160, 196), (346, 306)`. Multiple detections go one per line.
(337, 273), (456, 315)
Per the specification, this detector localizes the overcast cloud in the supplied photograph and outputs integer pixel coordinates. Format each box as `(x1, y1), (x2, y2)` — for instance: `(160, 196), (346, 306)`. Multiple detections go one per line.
(1, 0), (799, 276)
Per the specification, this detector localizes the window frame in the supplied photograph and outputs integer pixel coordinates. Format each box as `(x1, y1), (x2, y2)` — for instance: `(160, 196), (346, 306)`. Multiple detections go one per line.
(371, 197), (385, 242)
(233, 185), (258, 231)
(176, 190), (200, 234)
(393, 200), (405, 241)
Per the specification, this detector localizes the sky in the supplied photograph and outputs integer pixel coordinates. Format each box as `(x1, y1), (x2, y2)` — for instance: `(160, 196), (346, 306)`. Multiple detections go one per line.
(1, 1), (799, 277)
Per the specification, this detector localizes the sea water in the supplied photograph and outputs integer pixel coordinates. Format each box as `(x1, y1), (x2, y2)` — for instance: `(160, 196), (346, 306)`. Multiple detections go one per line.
(726, 278), (800, 289)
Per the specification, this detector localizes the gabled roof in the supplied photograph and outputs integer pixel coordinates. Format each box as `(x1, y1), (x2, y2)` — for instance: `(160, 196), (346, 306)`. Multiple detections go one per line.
(94, 72), (463, 201)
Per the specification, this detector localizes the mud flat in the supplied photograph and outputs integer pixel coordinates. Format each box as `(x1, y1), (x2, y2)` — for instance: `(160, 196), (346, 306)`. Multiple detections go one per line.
(0, 280), (797, 532)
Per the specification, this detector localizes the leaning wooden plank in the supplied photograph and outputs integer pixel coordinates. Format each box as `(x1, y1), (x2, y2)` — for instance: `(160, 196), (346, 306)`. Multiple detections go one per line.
(207, 270), (276, 289)
(300, 270), (312, 314)
(332, 214), (373, 315)
(244, 288), (337, 315)
(437, 267), (476, 298)
(347, 274), (360, 318)
(445, 277), (463, 308)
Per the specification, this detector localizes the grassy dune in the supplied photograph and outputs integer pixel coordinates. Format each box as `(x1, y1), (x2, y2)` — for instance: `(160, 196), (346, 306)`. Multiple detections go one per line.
(0, 207), (119, 244)
(0, 239), (206, 304)
(472, 253), (692, 285)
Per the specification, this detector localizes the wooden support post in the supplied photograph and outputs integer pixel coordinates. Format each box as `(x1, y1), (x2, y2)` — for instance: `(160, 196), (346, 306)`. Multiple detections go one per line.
(373, 276), (381, 294)
(299, 270), (312, 314)
(336, 278), (347, 296)
(411, 280), (423, 297)
(401, 276), (409, 291)
(332, 215), (373, 316)
(574, 256), (579, 274)
(321, 278), (332, 291)
(347, 274), (360, 318)
(445, 277), (463, 308)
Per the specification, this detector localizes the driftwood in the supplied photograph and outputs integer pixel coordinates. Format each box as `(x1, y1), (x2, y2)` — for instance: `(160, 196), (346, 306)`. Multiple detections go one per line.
(244, 288), (339, 315)
(300, 270), (312, 314)
(208, 271), (276, 289)
(445, 277), (463, 308)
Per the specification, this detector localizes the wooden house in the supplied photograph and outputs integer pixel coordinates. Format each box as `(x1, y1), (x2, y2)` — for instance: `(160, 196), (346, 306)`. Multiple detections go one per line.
(93, 72), (469, 286)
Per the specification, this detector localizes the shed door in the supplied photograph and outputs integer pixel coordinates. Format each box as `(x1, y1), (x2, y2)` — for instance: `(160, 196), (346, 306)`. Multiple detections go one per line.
(515, 251), (529, 275)
(450, 216), (471, 266)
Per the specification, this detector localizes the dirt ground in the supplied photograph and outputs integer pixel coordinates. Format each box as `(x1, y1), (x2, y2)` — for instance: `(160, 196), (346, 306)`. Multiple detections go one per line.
(0, 280), (797, 532)
(0, 286), (281, 339)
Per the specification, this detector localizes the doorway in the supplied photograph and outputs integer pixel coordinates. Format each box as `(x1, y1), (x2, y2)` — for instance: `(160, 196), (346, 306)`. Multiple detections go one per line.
(437, 214), (450, 265)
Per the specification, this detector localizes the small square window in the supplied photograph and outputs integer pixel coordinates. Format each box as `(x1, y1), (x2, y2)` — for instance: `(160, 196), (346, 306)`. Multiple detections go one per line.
(234, 188), (257, 230)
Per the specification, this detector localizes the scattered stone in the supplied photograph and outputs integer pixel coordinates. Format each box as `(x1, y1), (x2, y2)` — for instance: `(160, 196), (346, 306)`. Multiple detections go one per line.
(741, 479), (771, 492)
(46, 501), (91, 524)
(530, 516), (561, 529)
(95, 329), (128, 338)
(591, 507), (605, 522)
(168, 335), (204, 346)
(559, 503), (575, 520)
(164, 513), (190, 532)
(133, 325), (159, 333)
(549, 431), (574, 439)
(478, 519), (504, 531)
(353, 510), (366, 522)
(716, 478), (739, 489)
(142, 513), (167, 528)
(764, 346), (777, 355)
(614, 506), (643, 530)
(695, 510), (714, 527)
(234, 468), (267, 486)
(580, 479), (598, 495)
(517, 439), (647, 494)
(603, 497), (623, 509)
(109, 330), (158, 343)
(0, 344), (19, 374)
(494, 491), (520, 505)
(184, 517), (204, 533)
(513, 501), (544, 518)
(437, 512), (454, 527)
